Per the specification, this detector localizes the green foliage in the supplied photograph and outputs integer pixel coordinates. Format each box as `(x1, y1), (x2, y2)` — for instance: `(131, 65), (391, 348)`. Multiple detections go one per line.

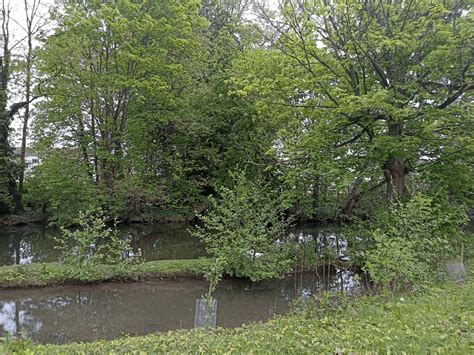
(53, 208), (135, 281)
(288, 231), (345, 271)
(230, 0), (474, 217)
(0, 335), (33, 354)
(29, 0), (209, 219)
(289, 291), (349, 320)
(24, 152), (100, 226)
(0, 155), (13, 214)
(0, 259), (205, 288)
(0, 15), (15, 215)
(9, 277), (473, 353)
(365, 233), (430, 292)
(2, 0), (472, 226)
(56, 208), (131, 264)
(22, 0), (270, 222)
(348, 194), (469, 290)
(201, 257), (226, 300)
(193, 173), (293, 281)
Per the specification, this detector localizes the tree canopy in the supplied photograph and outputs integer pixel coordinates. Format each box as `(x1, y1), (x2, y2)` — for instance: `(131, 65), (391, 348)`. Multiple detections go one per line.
(0, 0), (471, 224)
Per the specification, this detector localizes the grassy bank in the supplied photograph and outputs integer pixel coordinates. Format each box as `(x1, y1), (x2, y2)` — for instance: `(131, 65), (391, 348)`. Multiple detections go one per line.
(4, 277), (472, 354)
(0, 259), (205, 288)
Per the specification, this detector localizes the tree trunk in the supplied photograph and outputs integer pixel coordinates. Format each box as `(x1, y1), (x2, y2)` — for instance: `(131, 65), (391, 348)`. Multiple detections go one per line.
(385, 157), (405, 200)
(18, 58), (31, 200)
(19, 0), (40, 203)
(385, 122), (405, 200)
(312, 174), (320, 215)
(0, 3), (15, 213)
(90, 102), (99, 183)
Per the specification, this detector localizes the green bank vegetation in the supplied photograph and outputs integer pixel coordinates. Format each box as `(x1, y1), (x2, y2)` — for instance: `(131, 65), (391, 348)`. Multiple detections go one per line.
(0, 210), (204, 288)
(0, 0), (470, 294)
(0, 259), (204, 289)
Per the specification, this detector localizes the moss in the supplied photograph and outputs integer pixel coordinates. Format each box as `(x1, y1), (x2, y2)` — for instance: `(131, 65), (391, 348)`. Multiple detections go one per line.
(3, 278), (472, 354)
(0, 259), (205, 289)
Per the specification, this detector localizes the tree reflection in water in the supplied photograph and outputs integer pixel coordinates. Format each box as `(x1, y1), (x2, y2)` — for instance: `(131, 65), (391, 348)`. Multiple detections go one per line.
(0, 267), (365, 344)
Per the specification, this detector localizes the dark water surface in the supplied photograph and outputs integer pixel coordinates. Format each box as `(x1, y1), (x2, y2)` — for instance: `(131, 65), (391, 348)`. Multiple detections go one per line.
(0, 223), (344, 266)
(0, 223), (355, 344)
(0, 267), (362, 344)
(0, 224), (206, 266)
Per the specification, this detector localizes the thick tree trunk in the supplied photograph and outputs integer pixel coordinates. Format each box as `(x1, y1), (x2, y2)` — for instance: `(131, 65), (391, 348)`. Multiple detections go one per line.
(385, 122), (405, 200)
(385, 157), (405, 200)
(342, 176), (362, 215)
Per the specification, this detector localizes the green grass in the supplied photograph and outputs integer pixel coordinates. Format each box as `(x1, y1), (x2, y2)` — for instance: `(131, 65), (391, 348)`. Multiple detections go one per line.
(0, 259), (205, 288)
(3, 276), (473, 353)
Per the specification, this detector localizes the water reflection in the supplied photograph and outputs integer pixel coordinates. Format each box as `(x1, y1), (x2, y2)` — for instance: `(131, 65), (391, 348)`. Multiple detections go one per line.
(0, 224), (205, 266)
(286, 223), (350, 269)
(0, 226), (61, 266)
(0, 223), (349, 266)
(124, 224), (205, 262)
(0, 268), (364, 344)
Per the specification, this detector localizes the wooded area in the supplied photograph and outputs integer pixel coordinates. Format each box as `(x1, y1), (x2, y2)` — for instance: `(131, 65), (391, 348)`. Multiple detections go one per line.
(0, 1), (472, 352)
(0, 0), (470, 226)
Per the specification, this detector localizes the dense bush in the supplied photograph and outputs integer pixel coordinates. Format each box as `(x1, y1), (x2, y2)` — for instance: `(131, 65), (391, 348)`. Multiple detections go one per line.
(193, 173), (293, 282)
(365, 233), (430, 292)
(347, 194), (468, 291)
(23, 152), (101, 226)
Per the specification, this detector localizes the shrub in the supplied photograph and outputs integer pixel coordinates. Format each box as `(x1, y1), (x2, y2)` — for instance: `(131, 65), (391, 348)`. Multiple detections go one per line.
(23, 151), (101, 226)
(201, 257), (226, 300)
(347, 194), (468, 291)
(193, 173), (293, 282)
(55, 208), (134, 280)
(365, 232), (430, 292)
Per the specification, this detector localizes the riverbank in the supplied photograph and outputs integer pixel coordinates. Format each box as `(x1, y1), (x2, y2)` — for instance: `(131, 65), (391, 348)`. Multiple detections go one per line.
(0, 258), (353, 289)
(0, 205), (208, 226)
(4, 273), (472, 353)
(0, 212), (48, 226)
(0, 259), (205, 288)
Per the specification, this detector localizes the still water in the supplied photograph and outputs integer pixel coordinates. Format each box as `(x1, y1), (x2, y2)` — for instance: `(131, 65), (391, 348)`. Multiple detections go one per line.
(0, 223), (345, 266)
(0, 224), (206, 265)
(0, 267), (363, 344)
(0, 223), (353, 344)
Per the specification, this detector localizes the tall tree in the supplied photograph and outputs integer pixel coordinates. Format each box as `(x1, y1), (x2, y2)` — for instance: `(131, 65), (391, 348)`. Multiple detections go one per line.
(33, 0), (207, 217)
(17, 0), (48, 200)
(0, 0), (14, 213)
(232, 0), (473, 214)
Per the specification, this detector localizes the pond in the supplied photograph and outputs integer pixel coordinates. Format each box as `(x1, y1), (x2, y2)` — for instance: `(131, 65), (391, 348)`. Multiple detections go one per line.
(0, 223), (345, 266)
(0, 266), (364, 344)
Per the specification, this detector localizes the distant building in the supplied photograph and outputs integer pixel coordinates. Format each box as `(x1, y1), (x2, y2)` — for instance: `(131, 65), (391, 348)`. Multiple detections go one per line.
(13, 148), (41, 173)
